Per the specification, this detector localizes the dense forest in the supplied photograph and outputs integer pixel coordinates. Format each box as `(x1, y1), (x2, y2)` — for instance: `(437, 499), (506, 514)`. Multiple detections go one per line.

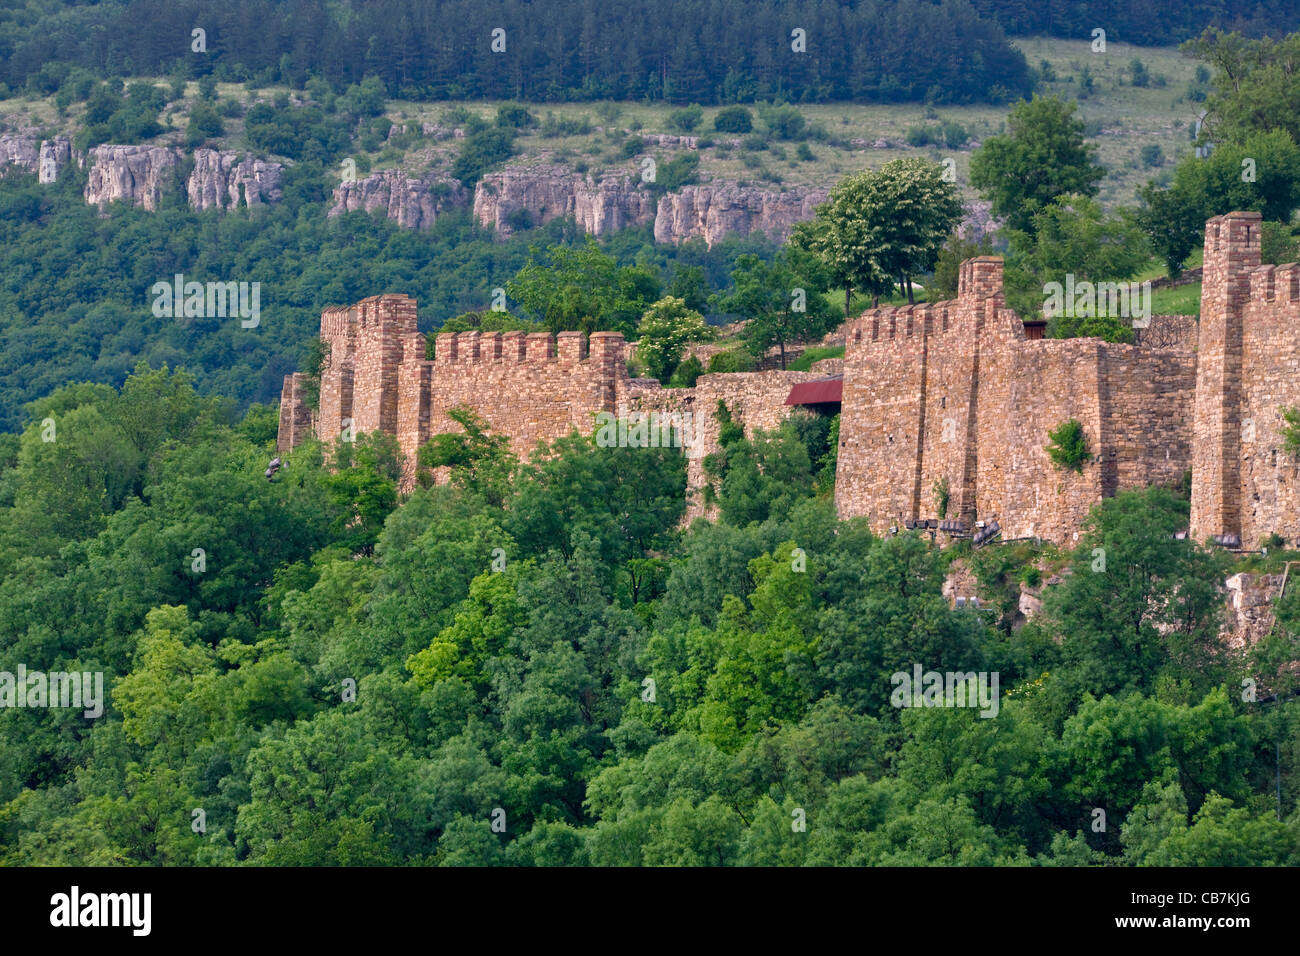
(7, 0), (1037, 105)
(0, 369), (1296, 865)
(967, 0), (1299, 44)
(5, 1), (1292, 108)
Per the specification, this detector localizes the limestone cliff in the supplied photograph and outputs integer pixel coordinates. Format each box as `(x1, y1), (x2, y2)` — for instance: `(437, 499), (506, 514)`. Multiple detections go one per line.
(473, 165), (654, 236)
(653, 183), (828, 245)
(84, 144), (182, 210)
(0, 134), (39, 173)
(329, 168), (469, 229)
(38, 136), (74, 183)
(187, 149), (284, 210)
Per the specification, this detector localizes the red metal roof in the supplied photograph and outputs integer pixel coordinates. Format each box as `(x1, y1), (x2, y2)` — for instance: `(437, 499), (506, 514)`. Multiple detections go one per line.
(784, 376), (843, 405)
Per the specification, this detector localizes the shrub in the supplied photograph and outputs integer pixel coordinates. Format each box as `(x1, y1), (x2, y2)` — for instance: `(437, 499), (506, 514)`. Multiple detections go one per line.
(652, 153), (700, 192)
(758, 103), (806, 140)
(185, 101), (225, 146)
(933, 476), (951, 519)
(452, 127), (517, 186)
(441, 105), (489, 134)
(1046, 419), (1092, 472)
(668, 354), (705, 388)
(707, 350), (757, 373)
(540, 111), (591, 137)
(341, 75), (387, 116)
(1282, 407), (1300, 457)
(496, 103), (538, 128)
(713, 106), (753, 133)
(1140, 144), (1164, 167)
(668, 104), (704, 133)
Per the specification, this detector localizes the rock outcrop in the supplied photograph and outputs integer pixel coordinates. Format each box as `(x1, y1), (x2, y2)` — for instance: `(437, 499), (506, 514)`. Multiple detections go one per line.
(653, 183), (828, 246)
(0, 134), (39, 174)
(1223, 572), (1284, 649)
(473, 165), (654, 236)
(329, 168), (469, 229)
(187, 149), (284, 210)
(38, 136), (73, 183)
(84, 144), (182, 210)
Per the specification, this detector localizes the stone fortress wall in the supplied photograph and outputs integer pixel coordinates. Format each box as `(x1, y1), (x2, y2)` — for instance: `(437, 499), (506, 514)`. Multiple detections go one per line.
(276, 212), (1300, 548)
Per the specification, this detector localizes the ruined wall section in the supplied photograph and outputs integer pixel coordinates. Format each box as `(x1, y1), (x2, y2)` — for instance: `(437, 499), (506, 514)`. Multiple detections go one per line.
(837, 257), (1197, 543)
(836, 258), (997, 531)
(351, 294), (418, 437)
(316, 304), (358, 447)
(1191, 212), (1258, 541)
(974, 332), (1106, 542)
(837, 306), (932, 529)
(634, 370), (823, 520)
(394, 328), (627, 487)
(1099, 344), (1196, 497)
(1238, 257), (1300, 546)
(277, 373), (314, 454)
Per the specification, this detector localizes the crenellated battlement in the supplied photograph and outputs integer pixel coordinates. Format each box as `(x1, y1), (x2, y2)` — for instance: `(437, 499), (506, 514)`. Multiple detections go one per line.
(1248, 263), (1300, 303)
(276, 213), (1300, 547)
(280, 294), (630, 486)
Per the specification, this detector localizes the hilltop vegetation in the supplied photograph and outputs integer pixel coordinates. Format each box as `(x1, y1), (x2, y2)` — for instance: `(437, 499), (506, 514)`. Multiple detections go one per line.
(0, 367), (1297, 865)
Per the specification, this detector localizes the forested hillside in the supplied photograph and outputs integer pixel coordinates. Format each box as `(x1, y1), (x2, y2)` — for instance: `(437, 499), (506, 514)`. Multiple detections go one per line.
(5, 0), (1291, 108)
(0, 370), (1296, 865)
(1, 0), (1299, 877)
(0, 169), (772, 431)
(3, 0), (1037, 105)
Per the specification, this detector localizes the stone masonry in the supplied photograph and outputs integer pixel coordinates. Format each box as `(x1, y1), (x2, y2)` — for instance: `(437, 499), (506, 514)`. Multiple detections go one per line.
(1192, 211), (1300, 547)
(834, 256), (1196, 541)
(276, 213), (1300, 548)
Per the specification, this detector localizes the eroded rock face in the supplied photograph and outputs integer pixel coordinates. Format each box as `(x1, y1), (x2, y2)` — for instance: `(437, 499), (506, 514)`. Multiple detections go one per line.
(84, 144), (182, 210)
(473, 165), (654, 236)
(1223, 572), (1283, 649)
(329, 168), (469, 229)
(187, 149), (284, 209)
(653, 184), (828, 246)
(0, 134), (39, 173)
(38, 136), (73, 183)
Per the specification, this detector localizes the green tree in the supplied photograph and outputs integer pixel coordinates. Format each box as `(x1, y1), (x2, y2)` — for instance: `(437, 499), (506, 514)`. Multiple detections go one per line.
(1007, 194), (1151, 332)
(1041, 488), (1232, 703)
(792, 158), (961, 311)
(1186, 28), (1300, 146)
(417, 406), (517, 506)
(323, 431), (403, 555)
(506, 238), (661, 337)
(1137, 130), (1300, 276)
(970, 95), (1105, 238)
(452, 128), (517, 187)
(713, 106), (753, 133)
(714, 251), (836, 368)
(667, 104), (704, 133)
(634, 296), (713, 383)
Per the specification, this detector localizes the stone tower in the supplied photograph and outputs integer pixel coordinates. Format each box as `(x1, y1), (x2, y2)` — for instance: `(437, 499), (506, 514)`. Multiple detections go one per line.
(1190, 211), (1261, 542)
